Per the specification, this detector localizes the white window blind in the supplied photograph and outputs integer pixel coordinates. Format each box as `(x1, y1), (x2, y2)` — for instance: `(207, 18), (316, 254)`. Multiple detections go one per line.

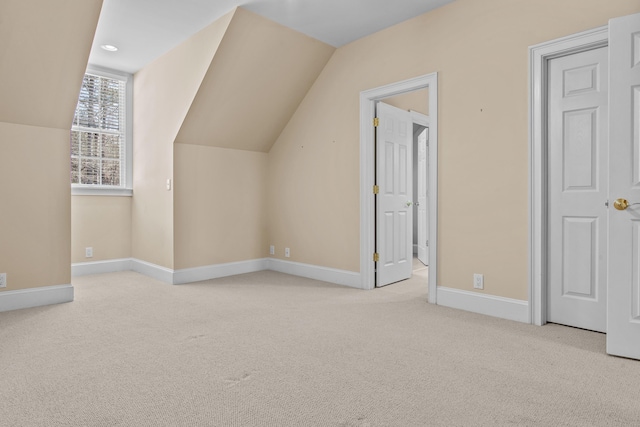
(71, 73), (126, 187)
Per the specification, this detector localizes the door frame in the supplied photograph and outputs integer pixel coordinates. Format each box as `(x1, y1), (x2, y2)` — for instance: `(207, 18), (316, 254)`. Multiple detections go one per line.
(359, 73), (438, 302)
(529, 26), (608, 325)
(411, 111), (430, 264)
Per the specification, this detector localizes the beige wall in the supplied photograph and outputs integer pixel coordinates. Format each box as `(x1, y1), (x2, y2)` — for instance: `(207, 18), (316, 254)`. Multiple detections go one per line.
(174, 145), (268, 269)
(267, 0), (640, 300)
(71, 196), (132, 264)
(175, 8), (335, 152)
(383, 89), (429, 116)
(0, 0), (102, 293)
(131, 10), (234, 269)
(0, 123), (71, 291)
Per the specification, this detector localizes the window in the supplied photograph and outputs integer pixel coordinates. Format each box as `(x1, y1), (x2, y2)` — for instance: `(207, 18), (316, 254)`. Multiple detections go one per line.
(71, 67), (132, 195)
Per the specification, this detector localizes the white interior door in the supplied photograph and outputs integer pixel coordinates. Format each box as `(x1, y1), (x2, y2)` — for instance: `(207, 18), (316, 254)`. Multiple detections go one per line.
(376, 102), (413, 287)
(417, 127), (429, 266)
(547, 46), (609, 332)
(606, 12), (640, 359)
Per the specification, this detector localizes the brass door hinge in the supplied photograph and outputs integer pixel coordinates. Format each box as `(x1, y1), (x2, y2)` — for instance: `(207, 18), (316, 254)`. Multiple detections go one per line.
(373, 185), (379, 194)
(373, 117), (379, 127)
(373, 253), (380, 262)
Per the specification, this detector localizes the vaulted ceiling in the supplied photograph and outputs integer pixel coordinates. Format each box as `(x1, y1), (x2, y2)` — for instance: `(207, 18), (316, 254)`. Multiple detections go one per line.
(0, 0), (103, 129)
(90, 0), (456, 74)
(174, 8), (335, 152)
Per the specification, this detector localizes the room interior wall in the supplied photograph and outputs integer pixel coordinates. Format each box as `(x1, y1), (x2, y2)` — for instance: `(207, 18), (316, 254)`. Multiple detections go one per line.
(173, 145), (268, 270)
(267, 0), (640, 300)
(0, 0), (102, 293)
(383, 88), (429, 115)
(0, 124), (72, 291)
(131, 10), (234, 270)
(174, 8), (335, 153)
(71, 196), (132, 264)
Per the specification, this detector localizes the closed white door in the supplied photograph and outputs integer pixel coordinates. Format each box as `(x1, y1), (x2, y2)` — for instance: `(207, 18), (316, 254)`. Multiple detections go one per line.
(417, 127), (429, 266)
(547, 46), (609, 332)
(606, 12), (640, 359)
(376, 102), (413, 287)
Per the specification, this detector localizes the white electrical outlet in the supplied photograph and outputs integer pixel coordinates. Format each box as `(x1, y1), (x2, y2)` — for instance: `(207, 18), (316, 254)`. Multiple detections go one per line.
(285, 248), (290, 258)
(0, 273), (6, 288)
(269, 245), (275, 255)
(85, 247), (93, 258)
(473, 273), (484, 290)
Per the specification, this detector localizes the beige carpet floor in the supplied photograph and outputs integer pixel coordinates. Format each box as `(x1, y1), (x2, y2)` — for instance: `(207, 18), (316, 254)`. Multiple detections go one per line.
(1, 265), (640, 426)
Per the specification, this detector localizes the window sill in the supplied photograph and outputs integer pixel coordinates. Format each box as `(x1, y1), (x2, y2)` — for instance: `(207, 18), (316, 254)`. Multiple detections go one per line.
(72, 187), (133, 197)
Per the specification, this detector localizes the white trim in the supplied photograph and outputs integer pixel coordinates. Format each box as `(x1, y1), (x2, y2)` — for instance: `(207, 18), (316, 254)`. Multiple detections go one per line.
(529, 26), (608, 326)
(173, 259), (269, 285)
(267, 259), (362, 289)
(72, 258), (133, 276)
(72, 187), (132, 196)
(130, 259), (174, 284)
(410, 110), (430, 127)
(73, 258), (361, 289)
(360, 73), (438, 303)
(437, 287), (530, 323)
(0, 284), (74, 313)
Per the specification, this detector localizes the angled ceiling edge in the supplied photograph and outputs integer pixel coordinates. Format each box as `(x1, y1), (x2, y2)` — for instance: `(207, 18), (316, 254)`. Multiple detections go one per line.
(174, 7), (336, 152)
(0, 0), (103, 130)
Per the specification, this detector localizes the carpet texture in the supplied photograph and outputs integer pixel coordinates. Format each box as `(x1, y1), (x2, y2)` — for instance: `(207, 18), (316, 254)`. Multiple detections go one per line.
(1, 267), (639, 426)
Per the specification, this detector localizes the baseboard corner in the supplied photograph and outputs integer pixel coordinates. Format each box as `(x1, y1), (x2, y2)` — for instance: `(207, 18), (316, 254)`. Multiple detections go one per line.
(0, 284), (74, 313)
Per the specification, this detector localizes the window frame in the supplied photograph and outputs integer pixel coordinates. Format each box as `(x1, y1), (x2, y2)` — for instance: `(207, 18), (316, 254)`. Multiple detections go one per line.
(71, 65), (133, 196)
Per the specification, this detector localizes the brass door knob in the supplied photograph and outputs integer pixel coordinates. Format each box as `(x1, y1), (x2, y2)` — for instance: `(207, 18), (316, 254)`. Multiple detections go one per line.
(614, 198), (630, 211)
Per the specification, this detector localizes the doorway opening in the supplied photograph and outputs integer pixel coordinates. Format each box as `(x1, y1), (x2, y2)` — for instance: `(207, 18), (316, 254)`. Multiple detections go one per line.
(359, 73), (438, 303)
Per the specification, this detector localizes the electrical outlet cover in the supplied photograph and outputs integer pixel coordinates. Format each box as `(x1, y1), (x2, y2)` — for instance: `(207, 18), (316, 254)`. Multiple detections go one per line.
(0, 273), (6, 288)
(473, 273), (484, 290)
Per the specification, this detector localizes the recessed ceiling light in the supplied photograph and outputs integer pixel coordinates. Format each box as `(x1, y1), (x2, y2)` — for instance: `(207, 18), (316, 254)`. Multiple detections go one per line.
(101, 44), (118, 52)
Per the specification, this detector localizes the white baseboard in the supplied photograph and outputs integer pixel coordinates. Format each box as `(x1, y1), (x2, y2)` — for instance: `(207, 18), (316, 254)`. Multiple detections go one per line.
(267, 259), (362, 289)
(173, 259), (269, 285)
(0, 284), (74, 313)
(436, 286), (529, 323)
(72, 258), (132, 277)
(130, 259), (174, 284)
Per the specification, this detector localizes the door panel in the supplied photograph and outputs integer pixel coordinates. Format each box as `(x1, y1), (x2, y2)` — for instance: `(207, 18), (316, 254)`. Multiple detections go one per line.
(547, 46), (608, 332)
(376, 102), (413, 287)
(606, 12), (640, 359)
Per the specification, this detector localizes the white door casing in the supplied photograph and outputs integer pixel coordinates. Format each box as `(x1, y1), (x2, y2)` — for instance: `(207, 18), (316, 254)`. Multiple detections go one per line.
(417, 127), (429, 266)
(360, 72), (438, 300)
(547, 47), (609, 333)
(529, 26), (608, 326)
(376, 102), (413, 287)
(606, 12), (640, 359)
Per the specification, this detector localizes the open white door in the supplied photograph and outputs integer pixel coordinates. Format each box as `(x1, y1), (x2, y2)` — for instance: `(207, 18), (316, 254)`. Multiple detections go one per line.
(607, 12), (640, 359)
(417, 127), (429, 266)
(376, 102), (413, 287)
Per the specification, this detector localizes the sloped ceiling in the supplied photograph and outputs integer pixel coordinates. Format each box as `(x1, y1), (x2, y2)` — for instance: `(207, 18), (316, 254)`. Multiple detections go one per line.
(0, 0), (103, 129)
(174, 7), (335, 153)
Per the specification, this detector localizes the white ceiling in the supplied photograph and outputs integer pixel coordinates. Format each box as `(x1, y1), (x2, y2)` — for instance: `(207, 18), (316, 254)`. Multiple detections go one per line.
(88, 0), (455, 74)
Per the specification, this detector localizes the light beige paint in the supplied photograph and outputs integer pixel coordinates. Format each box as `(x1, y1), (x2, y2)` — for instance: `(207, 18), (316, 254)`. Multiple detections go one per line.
(383, 89), (429, 116)
(268, 0), (640, 300)
(0, 0), (102, 129)
(0, 0), (101, 293)
(132, 10), (234, 269)
(71, 196), (132, 264)
(174, 145), (268, 269)
(175, 8), (335, 152)
(0, 123), (71, 291)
